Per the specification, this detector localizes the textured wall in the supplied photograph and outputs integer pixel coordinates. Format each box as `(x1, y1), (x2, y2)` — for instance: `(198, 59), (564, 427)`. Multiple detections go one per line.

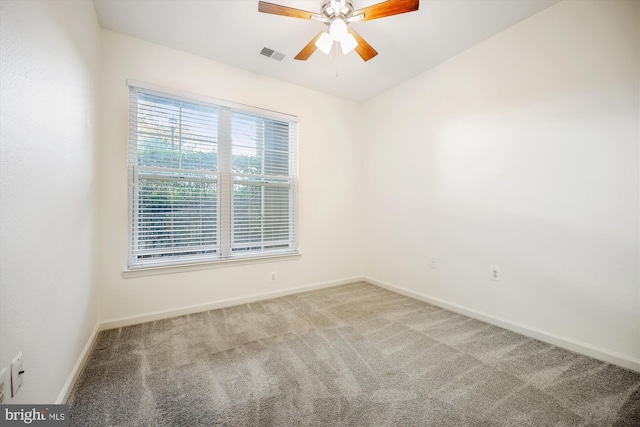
(0, 0), (101, 402)
(362, 0), (639, 362)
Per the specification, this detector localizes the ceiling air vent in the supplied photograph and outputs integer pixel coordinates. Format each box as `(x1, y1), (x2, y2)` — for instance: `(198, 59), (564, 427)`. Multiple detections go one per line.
(260, 47), (286, 61)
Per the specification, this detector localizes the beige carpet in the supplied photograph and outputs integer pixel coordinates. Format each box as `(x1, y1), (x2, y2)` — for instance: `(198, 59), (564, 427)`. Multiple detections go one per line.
(68, 282), (640, 426)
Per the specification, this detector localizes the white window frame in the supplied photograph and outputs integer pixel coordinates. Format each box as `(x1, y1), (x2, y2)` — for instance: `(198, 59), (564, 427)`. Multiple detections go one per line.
(127, 81), (299, 270)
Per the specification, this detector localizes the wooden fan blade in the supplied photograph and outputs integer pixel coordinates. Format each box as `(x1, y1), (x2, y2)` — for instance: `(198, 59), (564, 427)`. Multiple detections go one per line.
(349, 29), (378, 61)
(353, 0), (419, 22)
(294, 32), (324, 61)
(258, 1), (319, 20)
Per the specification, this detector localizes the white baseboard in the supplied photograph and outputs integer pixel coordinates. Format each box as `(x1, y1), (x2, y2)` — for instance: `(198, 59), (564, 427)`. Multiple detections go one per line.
(56, 322), (100, 404)
(100, 276), (365, 331)
(60, 275), (637, 404)
(365, 276), (640, 373)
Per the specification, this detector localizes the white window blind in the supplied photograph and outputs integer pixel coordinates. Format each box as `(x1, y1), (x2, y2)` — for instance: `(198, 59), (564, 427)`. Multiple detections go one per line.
(128, 84), (298, 269)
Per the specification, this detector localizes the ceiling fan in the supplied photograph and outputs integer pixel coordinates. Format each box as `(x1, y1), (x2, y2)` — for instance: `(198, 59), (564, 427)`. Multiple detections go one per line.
(258, 0), (419, 62)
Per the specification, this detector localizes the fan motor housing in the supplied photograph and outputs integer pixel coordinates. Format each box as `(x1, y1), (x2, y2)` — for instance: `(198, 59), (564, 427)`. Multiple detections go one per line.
(321, 0), (355, 18)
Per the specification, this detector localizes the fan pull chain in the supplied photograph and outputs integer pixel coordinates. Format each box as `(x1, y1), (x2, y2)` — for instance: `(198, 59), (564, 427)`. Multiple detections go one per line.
(333, 42), (340, 78)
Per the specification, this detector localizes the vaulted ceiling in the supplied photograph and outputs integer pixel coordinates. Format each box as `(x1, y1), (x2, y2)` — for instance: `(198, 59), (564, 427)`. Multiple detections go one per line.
(93, 0), (559, 102)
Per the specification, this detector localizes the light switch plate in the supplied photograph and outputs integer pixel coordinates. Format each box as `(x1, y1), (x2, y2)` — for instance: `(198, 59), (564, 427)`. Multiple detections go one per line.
(11, 352), (23, 397)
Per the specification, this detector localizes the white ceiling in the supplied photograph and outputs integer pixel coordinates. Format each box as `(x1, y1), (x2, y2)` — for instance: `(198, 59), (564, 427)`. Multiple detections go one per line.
(93, 0), (559, 102)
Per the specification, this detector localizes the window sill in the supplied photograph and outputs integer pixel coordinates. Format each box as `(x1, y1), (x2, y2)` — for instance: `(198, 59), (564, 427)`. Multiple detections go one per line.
(122, 252), (301, 279)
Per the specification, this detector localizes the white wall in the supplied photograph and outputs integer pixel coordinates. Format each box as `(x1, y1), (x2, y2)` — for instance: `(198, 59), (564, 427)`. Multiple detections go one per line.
(2, 0), (638, 405)
(0, 0), (101, 403)
(98, 31), (363, 322)
(362, 0), (639, 363)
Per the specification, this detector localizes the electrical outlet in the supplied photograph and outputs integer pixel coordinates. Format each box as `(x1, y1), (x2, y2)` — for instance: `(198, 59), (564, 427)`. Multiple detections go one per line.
(490, 267), (501, 282)
(11, 352), (23, 397)
(270, 271), (277, 281)
(0, 367), (6, 403)
(430, 257), (438, 269)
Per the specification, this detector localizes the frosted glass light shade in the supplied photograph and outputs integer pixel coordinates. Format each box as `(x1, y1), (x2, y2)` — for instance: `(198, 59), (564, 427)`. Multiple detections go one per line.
(340, 32), (358, 55)
(329, 19), (348, 41)
(315, 32), (333, 54)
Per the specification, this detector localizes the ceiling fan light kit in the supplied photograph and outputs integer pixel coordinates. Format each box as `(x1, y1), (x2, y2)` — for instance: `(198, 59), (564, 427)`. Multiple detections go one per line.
(258, 0), (419, 62)
(316, 17), (358, 55)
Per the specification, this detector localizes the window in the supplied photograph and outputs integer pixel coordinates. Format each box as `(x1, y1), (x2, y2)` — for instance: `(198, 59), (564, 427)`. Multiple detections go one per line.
(127, 83), (298, 269)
